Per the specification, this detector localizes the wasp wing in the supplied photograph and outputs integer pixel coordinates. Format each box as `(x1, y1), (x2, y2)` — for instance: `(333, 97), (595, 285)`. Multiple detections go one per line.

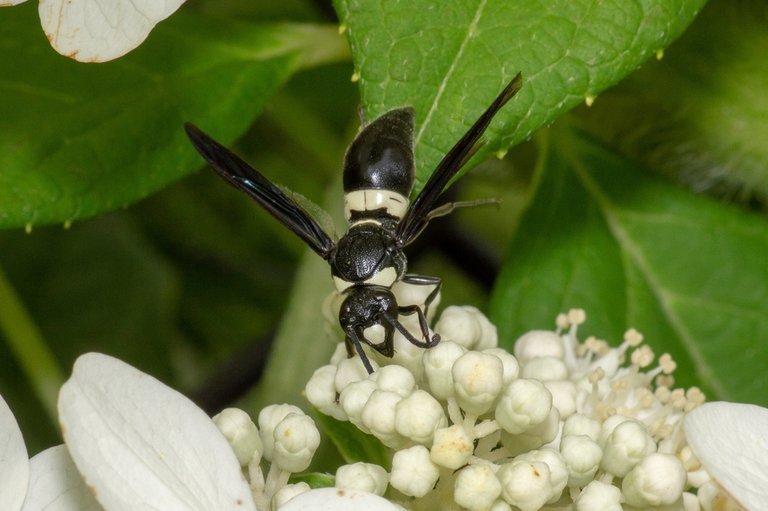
(185, 123), (335, 259)
(395, 73), (523, 246)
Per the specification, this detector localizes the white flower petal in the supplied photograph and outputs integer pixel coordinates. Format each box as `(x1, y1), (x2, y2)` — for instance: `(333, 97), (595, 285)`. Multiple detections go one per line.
(38, 0), (186, 62)
(0, 394), (28, 511)
(278, 487), (401, 511)
(0, 0), (29, 6)
(684, 401), (768, 510)
(58, 353), (255, 511)
(21, 445), (101, 511)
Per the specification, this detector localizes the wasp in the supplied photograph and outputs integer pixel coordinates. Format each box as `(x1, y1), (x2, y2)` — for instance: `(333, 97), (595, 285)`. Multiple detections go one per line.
(185, 73), (522, 373)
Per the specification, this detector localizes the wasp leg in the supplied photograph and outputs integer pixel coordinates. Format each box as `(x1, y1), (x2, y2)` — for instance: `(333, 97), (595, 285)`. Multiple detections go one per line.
(381, 309), (440, 350)
(400, 274), (442, 318)
(345, 326), (377, 374)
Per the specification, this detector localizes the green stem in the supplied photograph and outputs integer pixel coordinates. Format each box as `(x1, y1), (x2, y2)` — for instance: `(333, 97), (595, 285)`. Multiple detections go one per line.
(0, 265), (64, 425)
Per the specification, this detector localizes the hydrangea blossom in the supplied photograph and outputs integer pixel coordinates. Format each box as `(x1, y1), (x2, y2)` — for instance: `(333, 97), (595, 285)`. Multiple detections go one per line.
(1, 287), (766, 510)
(306, 284), (754, 510)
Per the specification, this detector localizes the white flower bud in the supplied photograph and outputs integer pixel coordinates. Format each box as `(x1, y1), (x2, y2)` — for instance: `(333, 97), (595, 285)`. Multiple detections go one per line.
(543, 380), (576, 418)
(453, 351), (504, 416)
(622, 453), (687, 507)
(395, 389), (447, 445)
(682, 491), (700, 511)
(361, 390), (407, 448)
(390, 445), (439, 498)
(490, 500), (512, 511)
(497, 460), (552, 511)
(305, 365), (346, 421)
(373, 364), (416, 398)
(561, 435), (602, 487)
(336, 462), (389, 496)
(598, 415), (632, 447)
(483, 348), (520, 384)
(329, 341), (349, 365)
(454, 464), (502, 511)
(500, 407), (560, 456)
(391, 279), (440, 322)
(495, 378), (552, 434)
(258, 403), (304, 461)
(601, 419), (656, 477)
(272, 413), (320, 473)
(338, 379), (376, 431)
(514, 448), (567, 503)
(563, 414), (601, 442)
(335, 357), (372, 392)
(521, 356), (568, 381)
(423, 341), (466, 400)
(472, 308), (498, 350)
(212, 407), (262, 466)
(575, 480), (622, 511)
(514, 330), (563, 363)
(430, 424), (473, 469)
(272, 482), (310, 510)
(435, 305), (483, 349)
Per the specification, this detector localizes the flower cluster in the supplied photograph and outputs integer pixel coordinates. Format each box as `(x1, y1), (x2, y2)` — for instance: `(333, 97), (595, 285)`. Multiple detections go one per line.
(298, 284), (740, 510)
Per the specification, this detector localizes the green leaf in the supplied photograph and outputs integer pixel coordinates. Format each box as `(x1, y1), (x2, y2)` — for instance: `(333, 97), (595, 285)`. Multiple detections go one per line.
(314, 413), (391, 469)
(0, 3), (348, 229)
(336, 0), (707, 189)
(291, 472), (335, 488)
(577, 0), (768, 202)
(490, 127), (768, 405)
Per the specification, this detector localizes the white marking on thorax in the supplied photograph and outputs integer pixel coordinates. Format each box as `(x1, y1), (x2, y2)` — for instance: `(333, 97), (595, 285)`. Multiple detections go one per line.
(333, 266), (398, 293)
(344, 189), (409, 220)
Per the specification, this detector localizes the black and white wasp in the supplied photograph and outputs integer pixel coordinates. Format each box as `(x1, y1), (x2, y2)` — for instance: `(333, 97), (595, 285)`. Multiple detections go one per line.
(184, 73), (522, 373)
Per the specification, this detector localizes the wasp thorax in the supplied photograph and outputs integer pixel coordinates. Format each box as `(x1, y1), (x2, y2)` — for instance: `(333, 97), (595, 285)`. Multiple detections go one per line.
(330, 223), (406, 292)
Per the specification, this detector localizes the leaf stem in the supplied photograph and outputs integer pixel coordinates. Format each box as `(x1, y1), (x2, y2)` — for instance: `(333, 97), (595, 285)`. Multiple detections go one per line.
(0, 265), (64, 425)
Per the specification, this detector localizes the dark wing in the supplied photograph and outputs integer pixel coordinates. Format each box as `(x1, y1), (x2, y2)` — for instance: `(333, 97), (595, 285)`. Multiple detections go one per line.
(184, 123), (335, 259)
(395, 73), (523, 246)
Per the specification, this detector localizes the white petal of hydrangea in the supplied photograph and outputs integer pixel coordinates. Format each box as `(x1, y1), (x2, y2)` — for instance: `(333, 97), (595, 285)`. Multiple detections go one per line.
(38, 0), (186, 62)
(335, 462), (389, 496)
(58, 353), (256, 511)
(213, 407), (263, 466)
(20, 445), (101, 511)
(390, 445), (439, 498)
(685, 401), (768, 511)
(278, 487), (401, 511)
(0, 394), (28, 511)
